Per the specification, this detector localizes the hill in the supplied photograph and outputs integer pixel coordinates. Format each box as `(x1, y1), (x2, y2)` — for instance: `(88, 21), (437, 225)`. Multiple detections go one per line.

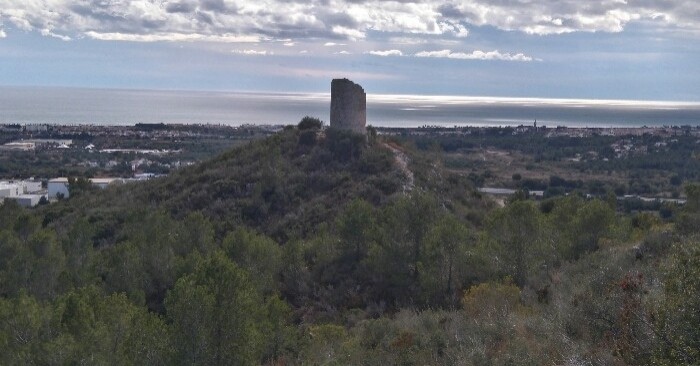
(0, 121), (698, 365)
(42, 124), (482, 244)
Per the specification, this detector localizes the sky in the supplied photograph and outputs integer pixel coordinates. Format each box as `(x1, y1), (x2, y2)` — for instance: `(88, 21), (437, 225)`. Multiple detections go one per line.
(0, 0), (699, 101)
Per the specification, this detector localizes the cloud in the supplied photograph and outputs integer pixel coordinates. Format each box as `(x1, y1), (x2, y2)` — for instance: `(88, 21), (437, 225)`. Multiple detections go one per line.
(388, 37), (428, 45)
(332, 26), (365, 40)
(324, 42), (346, 47)
(0, 0), (698, 43)
(367, 49), (404, 57)
(86, 32), (260, 43)
(233, 49), (271, 56)
(0, 29), (5, 38)
(264, 66), (398, 81)
(436, 0), (697, 35)
(40, 29), (71, 41)
(334, 50), (351, 55)
(415, 49), (534, 62)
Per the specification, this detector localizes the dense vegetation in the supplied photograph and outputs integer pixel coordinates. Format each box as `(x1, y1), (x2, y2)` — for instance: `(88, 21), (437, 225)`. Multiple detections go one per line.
(394, 126), (700, 198)
(1, 122), (698, 365)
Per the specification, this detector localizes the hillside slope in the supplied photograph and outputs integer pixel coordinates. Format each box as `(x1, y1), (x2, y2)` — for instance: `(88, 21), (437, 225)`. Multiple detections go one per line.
(43, 125), (480, 244)
(1, 124), (698, 365)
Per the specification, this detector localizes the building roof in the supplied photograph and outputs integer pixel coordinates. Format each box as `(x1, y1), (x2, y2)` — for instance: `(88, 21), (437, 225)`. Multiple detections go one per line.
(478, 187), (517, 195)
(89, 178), (122, 184)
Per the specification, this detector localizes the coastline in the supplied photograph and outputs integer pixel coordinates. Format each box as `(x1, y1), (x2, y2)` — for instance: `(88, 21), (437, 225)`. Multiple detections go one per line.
(1, 86), (699, 128)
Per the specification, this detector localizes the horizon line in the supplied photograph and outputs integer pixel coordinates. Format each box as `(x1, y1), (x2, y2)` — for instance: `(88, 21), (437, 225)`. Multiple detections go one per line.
(1, 84), (699, 107)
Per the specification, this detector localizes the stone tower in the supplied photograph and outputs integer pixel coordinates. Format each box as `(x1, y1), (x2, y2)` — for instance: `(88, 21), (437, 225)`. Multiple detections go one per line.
(330, 78), (366, 134)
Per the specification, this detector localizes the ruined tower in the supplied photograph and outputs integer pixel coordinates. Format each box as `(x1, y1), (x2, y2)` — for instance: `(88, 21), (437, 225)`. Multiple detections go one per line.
(330, 78), (366, 134)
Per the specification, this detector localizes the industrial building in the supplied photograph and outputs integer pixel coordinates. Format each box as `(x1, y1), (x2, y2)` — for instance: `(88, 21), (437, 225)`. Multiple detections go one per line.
(48, 178), (70, 199)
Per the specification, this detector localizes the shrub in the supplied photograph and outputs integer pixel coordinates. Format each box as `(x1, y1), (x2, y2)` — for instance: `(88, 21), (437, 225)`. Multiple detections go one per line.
(462, 278), (521, 319)
(297, 116), (323, 130)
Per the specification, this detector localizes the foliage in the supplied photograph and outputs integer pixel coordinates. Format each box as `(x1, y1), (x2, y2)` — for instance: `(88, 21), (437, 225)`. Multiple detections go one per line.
(484, 200), (543, 285)
(297, 116), (324, 130)
(0, 128), (697, 364)
(166, 252), (263, 365)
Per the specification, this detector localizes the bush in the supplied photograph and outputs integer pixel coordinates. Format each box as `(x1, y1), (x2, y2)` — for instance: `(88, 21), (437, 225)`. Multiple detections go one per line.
(297, 116), (323, 130)
(298, 130), (317, 146)
(462, 279), (521, 319)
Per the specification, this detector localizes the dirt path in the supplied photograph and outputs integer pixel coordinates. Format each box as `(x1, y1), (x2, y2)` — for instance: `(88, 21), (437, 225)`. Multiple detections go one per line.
(383, 142), (414, 193)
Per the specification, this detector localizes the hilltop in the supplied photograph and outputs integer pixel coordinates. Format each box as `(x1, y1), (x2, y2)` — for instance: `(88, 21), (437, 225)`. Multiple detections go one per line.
(41, 121), (484, 245)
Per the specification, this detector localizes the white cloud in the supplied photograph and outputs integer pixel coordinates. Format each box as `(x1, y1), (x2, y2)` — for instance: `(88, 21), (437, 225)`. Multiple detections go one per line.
(264, 66), (397, 80)
(334, 50), (351, 55)
(367, 50), (404, 57)
(324, 42), (346, 47)
(283, 42), (296, 47)
(41, 30), (71, 41)
(233, 49), (272, 56)
(85, 32), (260, 43)
(450, 23), (469, 38)
(332, 26), (365, 40)
(0, 29), (5, 38)
(437, 0), (691, 35)
(0, 0), (698, 43)
(415, 49), (534, 62)
(388, 37), (428, 45)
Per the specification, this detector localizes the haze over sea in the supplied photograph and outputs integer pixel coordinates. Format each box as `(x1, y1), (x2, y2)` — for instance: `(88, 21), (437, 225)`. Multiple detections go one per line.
(1, 86), (699, 128)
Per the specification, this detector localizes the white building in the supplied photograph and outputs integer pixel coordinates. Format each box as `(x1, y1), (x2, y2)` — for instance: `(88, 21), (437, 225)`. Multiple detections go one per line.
(0, 182), (22, 198)
(48, 178), (70, 199)
(9, 194), (46, 207)
(22, 180), (43, 194)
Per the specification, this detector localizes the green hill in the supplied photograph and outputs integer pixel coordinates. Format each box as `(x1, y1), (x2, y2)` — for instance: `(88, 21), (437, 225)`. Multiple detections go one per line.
(43, 125), (483, 244)
(1, 121), (697, 365)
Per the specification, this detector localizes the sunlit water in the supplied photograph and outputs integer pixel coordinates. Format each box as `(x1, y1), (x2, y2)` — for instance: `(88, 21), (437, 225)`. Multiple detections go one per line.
(1, 86), (699, 127)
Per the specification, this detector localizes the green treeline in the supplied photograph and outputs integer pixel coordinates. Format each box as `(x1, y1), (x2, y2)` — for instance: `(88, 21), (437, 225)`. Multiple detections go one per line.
(405, 128), (700, 197)
(1, 124), (699, 365)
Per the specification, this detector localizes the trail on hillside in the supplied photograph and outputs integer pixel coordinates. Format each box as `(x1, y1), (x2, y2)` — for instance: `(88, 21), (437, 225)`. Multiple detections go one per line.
(383, 142), (415, 193)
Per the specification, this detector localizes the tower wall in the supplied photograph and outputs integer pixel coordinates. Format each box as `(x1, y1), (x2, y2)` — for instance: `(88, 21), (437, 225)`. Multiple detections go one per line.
(330, 79), (366, 134)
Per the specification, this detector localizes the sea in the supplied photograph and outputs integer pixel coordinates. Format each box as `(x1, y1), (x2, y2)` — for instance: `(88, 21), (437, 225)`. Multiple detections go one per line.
(1, 86), (699, 128)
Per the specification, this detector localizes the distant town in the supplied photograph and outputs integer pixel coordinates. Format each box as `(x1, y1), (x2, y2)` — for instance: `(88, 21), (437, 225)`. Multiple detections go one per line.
(1, 122), (699, 208)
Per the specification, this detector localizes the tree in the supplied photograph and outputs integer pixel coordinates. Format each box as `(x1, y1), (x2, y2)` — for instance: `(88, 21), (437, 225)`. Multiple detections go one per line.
(178, 212), (216, 256)
(297, 116), (323, 130)
(546, 196), (615, 260)
(68, 176), (93, 197)
(100, 242), (147, 305)
(420, 215), (471, 306)
(0, 231), (31, 297)
(222, 227), (282, 295)
(62, 218), (96, 288)
(122, 210), (179, 311)
(166, 252), (263, 366)
(0, 291), (48, 365)
(99, 293), (173, 365)
(570, 200), (615, 255)
(366, 193), (439, 304)
(38, 287), (173, 365)
(676, 183), (700, 235)
(27, 229), (66, 300)
(336, 199), (376, 262)
(654, 237), (700, 365)
(484, 200), (543, 286)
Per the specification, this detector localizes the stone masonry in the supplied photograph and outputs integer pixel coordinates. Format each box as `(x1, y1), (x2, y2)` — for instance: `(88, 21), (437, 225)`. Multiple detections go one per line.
(330, 78), (366, 134)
